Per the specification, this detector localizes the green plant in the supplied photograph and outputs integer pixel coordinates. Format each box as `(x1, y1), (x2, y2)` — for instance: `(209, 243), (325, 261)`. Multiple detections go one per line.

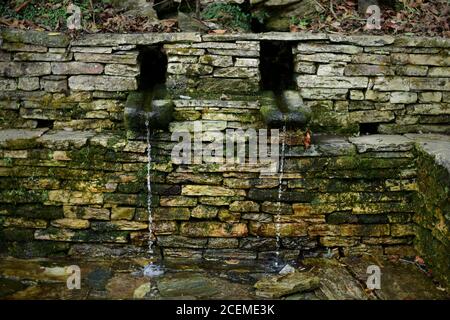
(201, 3), (251, 31)
(290, 16), (311, 29)
(0, 0), (98, 30)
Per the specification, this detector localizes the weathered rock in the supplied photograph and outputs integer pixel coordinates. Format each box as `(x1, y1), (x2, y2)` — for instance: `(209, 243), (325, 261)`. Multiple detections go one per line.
(0, 79), (17, 91)
(249, 222), (308, 237)
(261, 201), (293, 215)
(64, 206), (110, 221)
(254, 271), (320, 298)
(419, 92), (442, 103)
(0, 29), (69, 47)
(330, 34), (395, 46)
(182, 185), (243, 197)
(51, 62), (103, 75)
(72, 33), (201, 47)
(229, 201), (260, 212)
(191, 205), (219, 218)
(50, 218), (90, 229)
(395, 65), (428, 76)
(1, 42), (47, 53)
(241, 213), (272, 222)
(74, 52), (138, 65)
(69, 76), (137, 91)
(157, 274), (219, 298)
(0, 62), (51, 77)
(349, 135), (415, 153)
(239, 237), (277, 251)
(133, 283), (152, 299)
(157, 235), (207, 248)
(14, 52), (72, 62)
(317, 63), (345, 76)
(0, 129), (47, 149)
(197, 78), (259, 93)
(34, 228), (128, 243)
(153, 207), (190, 221)
(301, 88), (348, 100)
(208, 238), (239, 249)
(345, 64), (394, 76)
(390, 92), (417, 104)
(160, 196), (197, 207)
(296, 76), (368, 89)
(37, 131), (94, 149)
(296, 43), (362, 55)
(303, 258), (369, 300)
(294, 61), (317, 74)
(18, 77), (40, 91)
(111, 207), (135, 220)
(213, 67), (259, 78)
(180, 222), (248, 237)
(40, 76), (67, 93)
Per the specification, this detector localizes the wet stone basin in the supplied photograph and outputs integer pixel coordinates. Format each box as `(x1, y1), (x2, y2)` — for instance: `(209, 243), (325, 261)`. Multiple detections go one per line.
(0, 256), (447, 300)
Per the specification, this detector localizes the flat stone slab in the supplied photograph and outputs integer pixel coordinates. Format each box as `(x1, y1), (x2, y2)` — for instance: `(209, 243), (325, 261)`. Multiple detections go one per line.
(37, 130), (96, 149)
(282, 135), (355, 157)
(72, 33), (202, 46)
(157, 273), (219, 298)
(0, 257), (447, 300)
(0, 129), (47, 149)
(254, 271), (320, 298)
(0, 29), (70, 47)
(342, 256), (448, 300)
(349, 134), (415, 153)
(303, 258), (370, 300)
(329, 34), (395, 46)
(314, 135), (355, 156)
(405, 134), (450, 172)
(202, 32), (329, 42)
(156, 272), (255, 299)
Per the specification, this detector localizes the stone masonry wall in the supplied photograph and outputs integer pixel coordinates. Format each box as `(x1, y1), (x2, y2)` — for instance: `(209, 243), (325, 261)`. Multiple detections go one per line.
(0, 129), (420, 261)
(0, 29), (449, 285)
(411, 135), (450, 288)
(0, 30), (449, 133)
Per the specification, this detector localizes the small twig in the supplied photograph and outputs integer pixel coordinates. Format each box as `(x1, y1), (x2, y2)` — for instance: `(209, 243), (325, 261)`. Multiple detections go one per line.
(153, 0), (172, 8)
(195, 0), (201, 19)
(15, 0), (31, 13)
(90, 0), (96, 25)
(329, 0), (338, 20)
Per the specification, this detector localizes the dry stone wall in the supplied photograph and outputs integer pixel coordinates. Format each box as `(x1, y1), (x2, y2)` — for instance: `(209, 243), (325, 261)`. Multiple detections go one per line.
(1, 30), (449, 133)
(0, 29), (449, 285)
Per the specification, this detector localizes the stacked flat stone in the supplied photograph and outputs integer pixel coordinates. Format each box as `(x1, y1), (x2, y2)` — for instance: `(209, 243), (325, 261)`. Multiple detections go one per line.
(292, 34), (450, 134)
(165, 41), (260, 94)
(0, 128), (437, 262)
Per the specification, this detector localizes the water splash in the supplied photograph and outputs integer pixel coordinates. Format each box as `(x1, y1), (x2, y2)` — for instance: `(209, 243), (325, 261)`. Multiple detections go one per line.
(275, 124), (287, 268)
(143, 115), (164, 277)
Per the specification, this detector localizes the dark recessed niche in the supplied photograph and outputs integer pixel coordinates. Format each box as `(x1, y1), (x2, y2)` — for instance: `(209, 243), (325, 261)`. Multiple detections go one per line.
(138, 46), (168, 91)
(154, 0), (179, 19)
(36, 120), (54, 129)
(359, 123), (379, 135)
(259, 41), (295, 92)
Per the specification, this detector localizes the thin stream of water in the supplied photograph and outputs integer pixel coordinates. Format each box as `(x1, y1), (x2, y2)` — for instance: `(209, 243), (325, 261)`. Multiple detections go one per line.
(146, 117), (153, 255)
(275, 124), (287, 268)
(143, 115), (164, 277)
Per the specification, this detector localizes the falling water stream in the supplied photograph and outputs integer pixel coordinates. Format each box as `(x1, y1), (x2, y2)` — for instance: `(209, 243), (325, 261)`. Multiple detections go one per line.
(143, 115), (164, 277)
(275, 123), (287, 268)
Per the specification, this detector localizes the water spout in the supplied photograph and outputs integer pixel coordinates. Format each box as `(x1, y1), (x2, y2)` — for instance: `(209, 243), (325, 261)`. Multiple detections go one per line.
(260, 91), (311, 130)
